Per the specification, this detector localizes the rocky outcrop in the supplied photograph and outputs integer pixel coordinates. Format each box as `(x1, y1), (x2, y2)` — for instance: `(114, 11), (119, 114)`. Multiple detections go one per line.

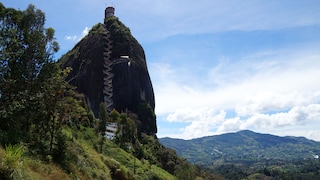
(59, 16), (156, 135)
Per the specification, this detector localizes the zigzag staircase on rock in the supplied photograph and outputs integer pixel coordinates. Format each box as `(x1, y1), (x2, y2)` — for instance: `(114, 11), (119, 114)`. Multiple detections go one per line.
(102, 25), (113, 114)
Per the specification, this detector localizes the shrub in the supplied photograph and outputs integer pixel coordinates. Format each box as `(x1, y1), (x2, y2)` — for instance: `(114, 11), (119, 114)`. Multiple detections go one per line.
(52, 130), (67, 166)
(5, 144), (24, 167)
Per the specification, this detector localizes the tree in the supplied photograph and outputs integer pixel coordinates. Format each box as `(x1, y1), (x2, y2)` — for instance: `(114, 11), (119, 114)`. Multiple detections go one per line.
(137, 101), (156, 135)
(97, 103), (107, 153)
(175, 159), (196, 180)
(32, 64), (86, 155)
(114, 113), (137, 151)
(0, 3), (59, 145)
(87, 110), (96, 128)
(0, 4), (88, 160)
(98, 102), (107, 136)
(109, 109), (120, 123)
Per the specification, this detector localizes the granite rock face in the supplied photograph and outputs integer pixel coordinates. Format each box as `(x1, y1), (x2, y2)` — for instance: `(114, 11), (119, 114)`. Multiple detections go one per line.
(59, 16), (156, 135)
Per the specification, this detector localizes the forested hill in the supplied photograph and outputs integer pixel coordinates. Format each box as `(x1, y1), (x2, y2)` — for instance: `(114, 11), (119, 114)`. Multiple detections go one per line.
(160, 130), (320, 179)
(160, 130), (320, 164)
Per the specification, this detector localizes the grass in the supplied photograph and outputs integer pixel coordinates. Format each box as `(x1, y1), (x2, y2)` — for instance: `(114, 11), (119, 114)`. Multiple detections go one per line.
(0, 127), (177, 179)
(0, 145), (70, 180)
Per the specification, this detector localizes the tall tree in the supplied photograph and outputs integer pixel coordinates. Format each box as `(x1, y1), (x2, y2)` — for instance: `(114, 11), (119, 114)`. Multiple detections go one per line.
(0, 3), (59, 145)
(34, 64), (86, 154)
(115, 113), (137, 151)
(109, 109), (120, 123)
(98, 102), (107, 136)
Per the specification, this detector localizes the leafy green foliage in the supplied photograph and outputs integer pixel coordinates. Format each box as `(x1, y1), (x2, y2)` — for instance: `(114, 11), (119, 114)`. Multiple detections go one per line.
(89, 23), (107, 35)
(0, 144), (26, 179)
(138, 133), (217, 179)
(137, 101), (157, 135)
(114, 113), (137, 151)
(98, 102), (107, 136)
(0, 4), (92, 164)
(4, 144), (24, 167)
(52, 129), (67, 166)
(109, 109), (121, 122)
(104, 16), (132, 58)
(0, 3), (60, 146)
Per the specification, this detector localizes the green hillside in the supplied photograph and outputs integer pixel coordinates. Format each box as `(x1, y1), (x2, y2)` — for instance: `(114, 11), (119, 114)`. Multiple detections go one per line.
(160, 130), (320, 179)
(161, 130), (320, 164)
(0, 127), (176, 179)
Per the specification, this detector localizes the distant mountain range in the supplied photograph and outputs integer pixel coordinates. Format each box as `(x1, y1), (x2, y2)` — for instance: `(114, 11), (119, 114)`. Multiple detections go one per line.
(159, 130), (320, 166)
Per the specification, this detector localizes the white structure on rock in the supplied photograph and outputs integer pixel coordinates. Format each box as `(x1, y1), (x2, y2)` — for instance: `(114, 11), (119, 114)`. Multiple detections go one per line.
(105, 122), (117, 140)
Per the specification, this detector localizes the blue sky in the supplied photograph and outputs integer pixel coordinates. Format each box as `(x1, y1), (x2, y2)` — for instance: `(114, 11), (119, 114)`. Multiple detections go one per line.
(3, 0), (320, 141)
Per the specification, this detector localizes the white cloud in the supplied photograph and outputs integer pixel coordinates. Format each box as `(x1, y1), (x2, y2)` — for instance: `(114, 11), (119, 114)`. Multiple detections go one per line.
(217, 117), (242, 133)
(81, 26), (90, 38)
(150, 63), (176, 80)
(154, 53), (320, 116)
(64, 35), (77, 41)
(153, 45), (320, 140)
(167, 108), (223, 124)
(64, 26), (90, 42)
(177, 110), (227, 139)
(235, 91), (320, 117)
(163, 103), (320, 140)
(242, 104), (320, 129)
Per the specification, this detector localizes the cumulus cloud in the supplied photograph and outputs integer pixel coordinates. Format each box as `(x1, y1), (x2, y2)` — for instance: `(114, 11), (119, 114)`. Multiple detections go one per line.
(217, 117), (242, 133)
(242, 104), (320, 129)
(153, 45), (320, 140)
(177, 110), (227, 139)
(154, 51), (320, 116)
(235, 91), (320, 117)
(167, 108), (224, 124)
(165, 104), (320, 140)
